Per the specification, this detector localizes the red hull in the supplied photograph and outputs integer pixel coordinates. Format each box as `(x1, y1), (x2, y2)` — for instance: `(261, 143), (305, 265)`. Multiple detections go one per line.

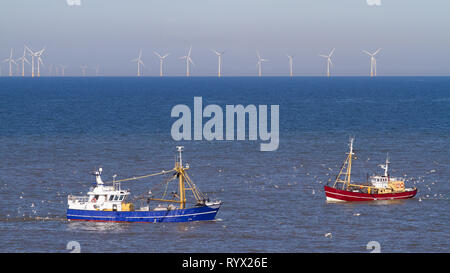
(324, 186), (417, 202)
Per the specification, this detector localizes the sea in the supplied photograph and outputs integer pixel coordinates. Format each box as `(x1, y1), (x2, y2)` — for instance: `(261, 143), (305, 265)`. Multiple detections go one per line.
(0, 76), (448, 253)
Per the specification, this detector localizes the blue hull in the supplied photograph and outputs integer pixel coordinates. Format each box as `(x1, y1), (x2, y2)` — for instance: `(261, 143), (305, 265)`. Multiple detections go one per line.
(67, 205), (220, 223)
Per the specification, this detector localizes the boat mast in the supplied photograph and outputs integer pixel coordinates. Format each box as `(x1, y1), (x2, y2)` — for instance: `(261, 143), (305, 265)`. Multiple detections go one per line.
(176, 146), (186, 209)
(332, 137), (354, 190)
(347, 137), (354, 188)
(141, 146), (205, 208)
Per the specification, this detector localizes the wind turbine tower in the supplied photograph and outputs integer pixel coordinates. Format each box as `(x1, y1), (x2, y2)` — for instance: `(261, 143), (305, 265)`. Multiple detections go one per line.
(211, 50), (225, 77)
(95, 64), (100, 76)
(80, 65), (88, 76)
(34, 47), (45, 77)
(286, 55), (294, 77)
(256, 51), (268, 77)
(60, 65), (67, 76)
(16, 48), (30, 77)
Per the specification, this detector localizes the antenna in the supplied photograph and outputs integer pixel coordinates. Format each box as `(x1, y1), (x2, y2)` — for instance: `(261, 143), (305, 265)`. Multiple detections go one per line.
(176, 146), (184, 167)
(384, 153), (390, 177)
(348, 136), (355, 155)
(95, 167), (104, 185)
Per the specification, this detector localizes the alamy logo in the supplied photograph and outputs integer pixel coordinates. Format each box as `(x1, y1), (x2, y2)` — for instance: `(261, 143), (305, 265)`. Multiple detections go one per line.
(171, 97), (279, 151)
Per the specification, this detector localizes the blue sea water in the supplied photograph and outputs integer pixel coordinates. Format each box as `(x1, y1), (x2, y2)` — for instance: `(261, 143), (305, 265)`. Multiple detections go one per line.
(0, 76), (448, 253)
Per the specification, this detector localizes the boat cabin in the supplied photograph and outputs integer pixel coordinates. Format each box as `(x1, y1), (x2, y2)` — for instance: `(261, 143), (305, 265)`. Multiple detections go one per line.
(68, 168), (134, 212)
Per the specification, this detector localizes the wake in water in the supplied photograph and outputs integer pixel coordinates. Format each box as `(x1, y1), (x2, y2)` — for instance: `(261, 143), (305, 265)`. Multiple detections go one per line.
(0, 215), (67, 223)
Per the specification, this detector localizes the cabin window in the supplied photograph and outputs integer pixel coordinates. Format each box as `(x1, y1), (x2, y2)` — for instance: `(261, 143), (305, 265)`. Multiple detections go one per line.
(114, 195), (119, 201)
(109, 195), (114, 201)
(119, 195), (124, 201)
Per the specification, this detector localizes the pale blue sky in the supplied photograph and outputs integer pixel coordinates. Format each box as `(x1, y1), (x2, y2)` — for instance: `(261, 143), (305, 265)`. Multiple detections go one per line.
(1, 0), (449, 76)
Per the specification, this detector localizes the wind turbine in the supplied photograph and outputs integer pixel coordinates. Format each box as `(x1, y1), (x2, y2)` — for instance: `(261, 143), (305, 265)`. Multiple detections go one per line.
(256, 51), (268, 77)
(154, 51), (170, 77)
(319, 48), (335, 77)
(286, 55), (294, 77)
(362, 48), (381, 77)
(16, 48), (31, 77)
(47, 64), (53, 76)
(3, 49), (17, 76)
(211, 49), (225, 77)
(59, 65), (67, 76)
(80, 65), (88, 76)
(35, 47), (45, 77)
(180, 46), (194, 77)
(131, 49), (144, 76)
(25, 45), (39, 77)
(94, 64), (100, 76)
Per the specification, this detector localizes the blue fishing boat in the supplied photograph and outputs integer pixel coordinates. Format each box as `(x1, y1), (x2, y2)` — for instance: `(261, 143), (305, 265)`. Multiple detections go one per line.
(67, 146), (222, 223)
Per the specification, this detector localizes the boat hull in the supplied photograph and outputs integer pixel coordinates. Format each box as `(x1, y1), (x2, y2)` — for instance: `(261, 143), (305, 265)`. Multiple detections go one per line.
(324, 186), (417, 202)
(67, 204), (221, 223)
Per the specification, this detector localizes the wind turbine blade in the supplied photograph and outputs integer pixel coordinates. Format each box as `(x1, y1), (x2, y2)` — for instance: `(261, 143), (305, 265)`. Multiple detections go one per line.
(361, 50), (372, 56)
(189, 57), (195, 66)
(153, 51), (162, 58)
(256, 51), (261, 60)
(329, 48), (335, 57)
(162, 53), (170, 59)
(188, 46), (192, 57)
(373, 48), (381, 55)
(319, 54), (328, 58)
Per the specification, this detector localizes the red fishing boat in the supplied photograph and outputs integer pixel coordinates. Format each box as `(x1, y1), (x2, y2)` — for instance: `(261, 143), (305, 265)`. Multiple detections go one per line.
(324, 138), (417, 202)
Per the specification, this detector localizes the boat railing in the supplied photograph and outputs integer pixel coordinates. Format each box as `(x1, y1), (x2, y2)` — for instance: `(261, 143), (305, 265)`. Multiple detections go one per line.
(68, 195), (89, 203)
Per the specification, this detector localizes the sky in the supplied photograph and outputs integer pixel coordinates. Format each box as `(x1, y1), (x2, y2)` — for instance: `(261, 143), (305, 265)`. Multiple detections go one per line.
(1, 0), (449, 76)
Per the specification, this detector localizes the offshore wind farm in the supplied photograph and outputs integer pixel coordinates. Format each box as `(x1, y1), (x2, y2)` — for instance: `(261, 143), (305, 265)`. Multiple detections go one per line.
(0, 45), (387, 77)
